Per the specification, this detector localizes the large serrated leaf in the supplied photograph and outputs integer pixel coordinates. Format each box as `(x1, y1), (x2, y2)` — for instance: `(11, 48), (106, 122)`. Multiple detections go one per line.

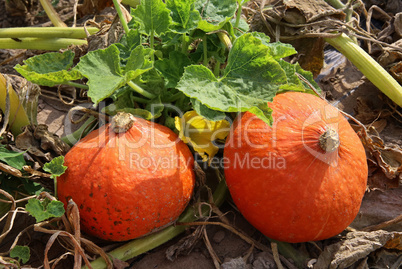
(74, 45), (153, 105)
(250, 32), (297, 60)
(195, 0), (237, 32)
(14, 50), (82, 87)
(177, 33), (287, 124)
(131, 0), (172, 36)
(154, 51), (192, 88)
(167, 0), (202, 33)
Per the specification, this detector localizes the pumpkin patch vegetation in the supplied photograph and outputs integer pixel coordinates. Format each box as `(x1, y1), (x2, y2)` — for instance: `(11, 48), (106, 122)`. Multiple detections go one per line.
(224, 92), (368, 243)
(57, 112), (195, 241)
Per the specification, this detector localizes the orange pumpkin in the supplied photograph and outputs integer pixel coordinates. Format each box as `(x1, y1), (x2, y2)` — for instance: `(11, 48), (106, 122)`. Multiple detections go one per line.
(224, 92), (368, 243)
(57, 112), (195, 241)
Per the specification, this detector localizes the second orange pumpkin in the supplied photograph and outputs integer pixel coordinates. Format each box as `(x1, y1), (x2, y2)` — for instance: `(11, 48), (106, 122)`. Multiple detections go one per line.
(224, 92), (368, 243)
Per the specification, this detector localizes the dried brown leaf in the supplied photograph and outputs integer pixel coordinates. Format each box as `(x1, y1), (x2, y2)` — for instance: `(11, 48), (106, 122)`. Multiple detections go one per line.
(15, 125), (70, 163)
(165, 226), (203, 262)
(358, 126), (402, 188)
(315, 230), (396, 269)
(384, 232), (402, 250)
(351, 186), (402, 232)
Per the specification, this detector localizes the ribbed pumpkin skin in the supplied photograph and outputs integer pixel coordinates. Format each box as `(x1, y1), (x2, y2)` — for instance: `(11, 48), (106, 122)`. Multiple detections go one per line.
(224, 92), (368, 243)
(58, 117), (195, 241)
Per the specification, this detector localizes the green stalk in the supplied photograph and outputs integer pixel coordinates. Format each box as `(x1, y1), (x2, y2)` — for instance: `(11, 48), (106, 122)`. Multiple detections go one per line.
(0, 38), (87, 50)
(0, 27), (99, 39)
(203, 34), (208, 66)
(130, 95), (152, 104)
(127, 81), (156, 99)
(266, 238), (309, 268)
(234, 0), (243, 29)
(325, 33), (402, 107)
(182, 33), (188, 54)
(112, 0), (130, 34)
(150, 30), (155, 62)
(86, 179), (228, 268)
(65, 81), (89, 90)
(164, 92), (185, 103)
(39, 0), (67, 27)
(214, 59), (221, 77)
(324, 0), (345, 9)
(61, 117), (98, 146)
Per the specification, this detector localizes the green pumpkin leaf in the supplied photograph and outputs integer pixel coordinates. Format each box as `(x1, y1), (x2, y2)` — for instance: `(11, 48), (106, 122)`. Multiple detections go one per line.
(154, 51), (192, 88)
(14, 50), (82, 87)
(74, 45), (153, 105)
(195, 0), (237, 32)
(192, 99), (226, 121)
(0, 145), (26, 170)
(177, 33), (287, 124)
(250, 32), (297, 60)
(10, 245), (30, 264)
(167, 0), (202, 33)
(43, 156), (67, 179)
(116, 29), (143, 59)
(131, 0), (172, 36)
(25, 198), (65, 222)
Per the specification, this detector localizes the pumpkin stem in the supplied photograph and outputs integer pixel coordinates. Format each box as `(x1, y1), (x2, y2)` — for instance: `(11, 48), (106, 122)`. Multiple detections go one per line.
(111, 112), (136, 133)
(319, 128), (340, 152)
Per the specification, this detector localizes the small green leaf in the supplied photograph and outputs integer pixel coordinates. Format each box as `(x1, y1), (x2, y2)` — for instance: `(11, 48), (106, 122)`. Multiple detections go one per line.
(167, 0), (202, 33)
(195, 0), (237, 32)
(154, 51), (192, 88)
(14, 50), (82, 87)
(10, 245), (30, 264)
(43, 156), (67, 179)
(131, 0), (172, 36)
(25, 198), (65, 222)
(0, 145), (26, 170)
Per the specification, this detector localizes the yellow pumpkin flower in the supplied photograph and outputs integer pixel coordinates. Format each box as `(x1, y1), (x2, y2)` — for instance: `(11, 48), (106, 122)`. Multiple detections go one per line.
(175, 111), (230, 162)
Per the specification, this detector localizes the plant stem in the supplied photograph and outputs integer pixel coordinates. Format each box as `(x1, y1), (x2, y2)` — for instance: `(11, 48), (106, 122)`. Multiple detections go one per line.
(182, 33), (188, 54)
(39, 0), (67, 27)
(150, 30), (155, 62)
(234, 0), (243, 29)
(65, 81), (89, 90)
(214, 59), (221, 77)
(0, 38), (87, 50)
(127, 81), (156, 99)
(61, 116), (98, 146)
(112, 0), (130, 34)
(164, 92), (184, 103)
(130, 95), (152, 104)
(266, 238), (309, 268)
(203, 34), (208, 66)
(0, 27), (99, 39)
(325, 33), (402, 107)
(86, 178), (228, 268)
(324, 0), (345, 9)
